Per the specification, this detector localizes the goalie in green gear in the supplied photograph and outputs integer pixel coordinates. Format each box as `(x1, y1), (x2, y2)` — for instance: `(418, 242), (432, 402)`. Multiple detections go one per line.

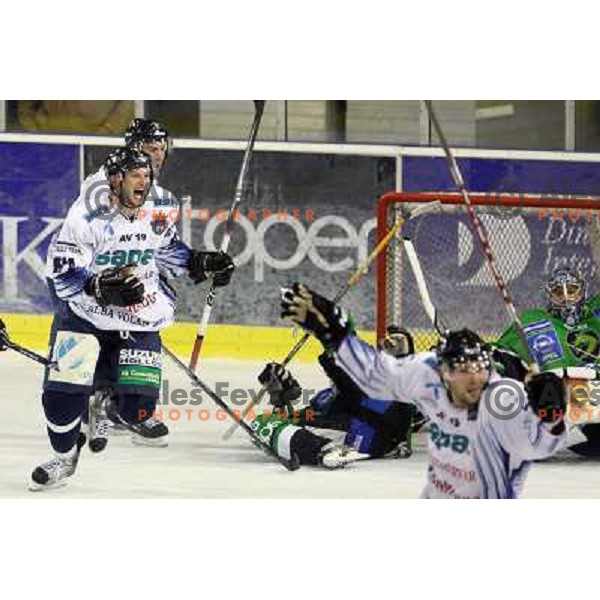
(494, 266), (600, 455)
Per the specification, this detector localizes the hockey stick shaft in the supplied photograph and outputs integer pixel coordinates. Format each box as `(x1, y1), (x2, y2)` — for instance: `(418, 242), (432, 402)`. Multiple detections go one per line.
(162, 343), (299, 471)
(424, 101), (537, 368)
(2, 339), (55, 368)
(189, 101), (266, 371)
(0, 321), (56, 368)
(402, 236), (445, 336)
(222, 213), (412, 441)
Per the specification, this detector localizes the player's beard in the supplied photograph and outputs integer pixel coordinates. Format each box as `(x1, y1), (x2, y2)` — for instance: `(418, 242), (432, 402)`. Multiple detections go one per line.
(444, 371), (487, 408)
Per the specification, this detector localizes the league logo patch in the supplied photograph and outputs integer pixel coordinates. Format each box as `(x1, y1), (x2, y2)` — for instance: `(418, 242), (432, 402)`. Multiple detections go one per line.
(566, 326), (600, 361)
(151, 211), (169, 235)
(525, 321), (564, 367)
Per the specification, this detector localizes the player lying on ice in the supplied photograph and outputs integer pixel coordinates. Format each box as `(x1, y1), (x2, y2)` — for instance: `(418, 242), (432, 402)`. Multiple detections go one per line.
(280, 283), (567, 498)
(30, 147), (235, 491)
(494, 266), (600, 457)
(248, 326), (416, 469)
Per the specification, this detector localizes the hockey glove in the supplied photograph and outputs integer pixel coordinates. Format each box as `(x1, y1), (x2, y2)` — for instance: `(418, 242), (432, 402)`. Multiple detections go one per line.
(84, 265), (145, 307)
(188, 251), (235, 287)
(280, 283), (353, 351)
(258, 362), (302, 410)
(525, 372), (566, 434)
(379, 326), (415, 358)
(0, 319), (8, 351)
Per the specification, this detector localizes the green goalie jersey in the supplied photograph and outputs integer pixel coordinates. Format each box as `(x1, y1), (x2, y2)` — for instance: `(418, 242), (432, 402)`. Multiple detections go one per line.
(495, 295), (600, 370)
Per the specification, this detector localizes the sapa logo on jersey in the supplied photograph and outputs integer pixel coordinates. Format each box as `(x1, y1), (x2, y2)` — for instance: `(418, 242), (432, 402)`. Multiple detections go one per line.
(96, 249), (155, 267)
(119, 349), (161, 368)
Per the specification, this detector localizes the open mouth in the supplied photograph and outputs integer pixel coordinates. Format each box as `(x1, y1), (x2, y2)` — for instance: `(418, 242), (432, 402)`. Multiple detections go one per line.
(133, 189), (145, 202)
(468, 386), (482, 398)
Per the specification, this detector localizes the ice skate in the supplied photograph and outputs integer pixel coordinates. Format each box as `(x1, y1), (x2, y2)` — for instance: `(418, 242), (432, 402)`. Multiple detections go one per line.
(88, 390), (111, 453)
(318, 442), (362, 469)
(29, 432), (86, 491)
(130, 416), (169, 447)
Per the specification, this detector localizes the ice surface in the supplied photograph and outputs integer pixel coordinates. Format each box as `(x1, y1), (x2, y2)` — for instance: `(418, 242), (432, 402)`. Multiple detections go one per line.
(1, 352), (599, 499)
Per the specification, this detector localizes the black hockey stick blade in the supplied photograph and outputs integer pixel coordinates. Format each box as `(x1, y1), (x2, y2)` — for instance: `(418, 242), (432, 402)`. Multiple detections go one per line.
(568, 441), (600, 458)
(162, 344), (300, 471)
(0, 318), (56, 368)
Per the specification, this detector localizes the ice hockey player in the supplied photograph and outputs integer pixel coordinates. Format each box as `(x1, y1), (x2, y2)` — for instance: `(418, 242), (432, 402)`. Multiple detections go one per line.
(32, 148), (235, 490)
(280, 283), (567, 498)
(81, 117), (173, 206)
(249, 326), (415, 469)
(77, 119), (177, 450)
(494, 266), (600, 456)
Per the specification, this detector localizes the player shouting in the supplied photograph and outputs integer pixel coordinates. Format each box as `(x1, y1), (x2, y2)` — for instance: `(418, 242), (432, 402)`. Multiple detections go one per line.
(280, 283), (567, 498)
(31, 148), (234, 490)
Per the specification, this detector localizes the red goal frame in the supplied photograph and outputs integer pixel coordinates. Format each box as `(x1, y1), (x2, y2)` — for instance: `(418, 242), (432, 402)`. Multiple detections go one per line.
(376, 191), (600, 343)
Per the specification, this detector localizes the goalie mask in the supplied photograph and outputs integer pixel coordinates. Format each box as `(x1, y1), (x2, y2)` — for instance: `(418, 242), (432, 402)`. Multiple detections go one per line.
(544, 267), (587, 326)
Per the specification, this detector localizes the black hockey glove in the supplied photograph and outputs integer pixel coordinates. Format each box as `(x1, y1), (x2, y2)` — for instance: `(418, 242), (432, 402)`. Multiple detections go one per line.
(525, 372), (566, 434)
(280, 283), (353, 351)
(188, 251), (235, 287)
(379, 326), (415, 358)
(0, 318), (8, 351)
(258, 362), (302, 410)
(84, 265), (145, 307)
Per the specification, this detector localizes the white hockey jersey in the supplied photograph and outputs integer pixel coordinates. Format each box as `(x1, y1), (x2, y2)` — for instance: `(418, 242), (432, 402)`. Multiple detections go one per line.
(46, 168), (191, 331)
(335, 335), (567, 499)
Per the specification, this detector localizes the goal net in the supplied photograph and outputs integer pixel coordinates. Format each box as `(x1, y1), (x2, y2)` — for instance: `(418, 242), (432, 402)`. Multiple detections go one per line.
(377, 192), (600, 351)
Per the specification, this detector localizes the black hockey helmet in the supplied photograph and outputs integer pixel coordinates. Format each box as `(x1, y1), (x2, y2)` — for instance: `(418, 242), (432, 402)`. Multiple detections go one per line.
(125, 118), (170, 151)
(112, 147), (154, 179)
(103, 147), (128, 177)
(437, 329), (491, 373)
(104, 148), (154, 207)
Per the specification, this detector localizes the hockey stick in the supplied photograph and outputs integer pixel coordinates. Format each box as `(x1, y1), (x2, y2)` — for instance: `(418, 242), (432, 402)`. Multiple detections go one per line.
(0, 319), (104, 383)
(162, 343), (300, 471)
(424, 101), (538, 369)
(396, 203), (447, 337)
(222, 202), (438, 440)
(0, 319), (56, 368)
(403, 236), (445, 336)
(189, 101), (266, 371)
